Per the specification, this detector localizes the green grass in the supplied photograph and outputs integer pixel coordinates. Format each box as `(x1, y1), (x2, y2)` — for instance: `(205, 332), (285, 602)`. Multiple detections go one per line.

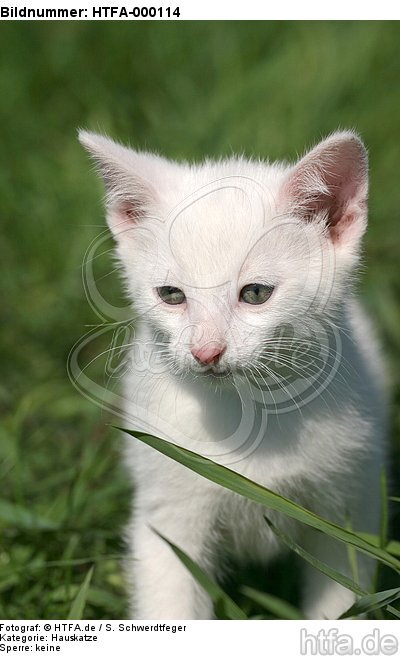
(1, 21), (399, 619)
(123, 429), (400, 619)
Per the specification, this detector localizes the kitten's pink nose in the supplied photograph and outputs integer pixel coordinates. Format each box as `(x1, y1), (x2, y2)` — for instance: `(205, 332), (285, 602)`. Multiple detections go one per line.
(191, 343), (226, 366)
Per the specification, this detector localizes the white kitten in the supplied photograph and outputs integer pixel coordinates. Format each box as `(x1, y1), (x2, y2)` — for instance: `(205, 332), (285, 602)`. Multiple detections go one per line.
(79, 130), (387, 620)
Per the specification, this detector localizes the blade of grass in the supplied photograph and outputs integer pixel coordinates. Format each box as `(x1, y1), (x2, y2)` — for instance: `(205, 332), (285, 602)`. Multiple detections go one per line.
(339, 587), (400, 619)
(67, 566), (94, 620)
(386, 605), (400, 618)
(267, 517), (400, 620)
(4, 554), (124, 574)
(0, 499), (59, 530)
(356, 533), (400, 558)
(345, 515), (359, 586)
(372, 467), (389, 620)
(380, 467), (389, 548)
(120, 429), (400, 573)
(241, 585), (304, 619)
(153, 529), (247, 620)
(264, 517), (367, 598)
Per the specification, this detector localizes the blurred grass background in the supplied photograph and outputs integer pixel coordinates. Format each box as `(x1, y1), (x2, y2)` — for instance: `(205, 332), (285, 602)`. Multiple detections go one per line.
(0, 21), (399, 619)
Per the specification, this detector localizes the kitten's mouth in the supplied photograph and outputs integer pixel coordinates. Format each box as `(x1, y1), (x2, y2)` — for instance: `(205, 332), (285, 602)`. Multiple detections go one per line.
(193, 365), (232, 380)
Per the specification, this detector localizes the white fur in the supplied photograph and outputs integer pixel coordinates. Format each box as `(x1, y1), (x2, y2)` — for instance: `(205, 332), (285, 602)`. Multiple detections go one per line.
(80, 130), (387, 619)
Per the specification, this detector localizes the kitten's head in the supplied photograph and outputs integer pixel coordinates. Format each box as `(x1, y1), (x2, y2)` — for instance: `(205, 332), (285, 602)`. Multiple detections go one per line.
(79, 130), (368, 381)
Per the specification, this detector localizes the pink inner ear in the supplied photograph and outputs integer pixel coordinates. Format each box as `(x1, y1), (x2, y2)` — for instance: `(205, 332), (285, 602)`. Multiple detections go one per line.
(329, 203), (366, 245)
(120, 200), (141, 222)
(280, 135), (368, 248)
(108, 199), (143, 237)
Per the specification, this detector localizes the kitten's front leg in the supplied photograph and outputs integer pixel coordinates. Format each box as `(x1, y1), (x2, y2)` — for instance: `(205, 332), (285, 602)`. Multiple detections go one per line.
(301, 461), (381, 620)
(300, 531), (376, 620)
(127, 512), (214, 620)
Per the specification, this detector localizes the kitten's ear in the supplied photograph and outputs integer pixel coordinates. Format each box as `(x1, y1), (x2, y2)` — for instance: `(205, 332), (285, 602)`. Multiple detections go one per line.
(78, 130), (161, 238)
(280, 131), (368, 249)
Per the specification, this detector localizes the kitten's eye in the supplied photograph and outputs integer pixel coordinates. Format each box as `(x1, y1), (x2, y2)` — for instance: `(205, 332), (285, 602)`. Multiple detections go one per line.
(157, 286), (186, 305)
(239, 283), (274, 305)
